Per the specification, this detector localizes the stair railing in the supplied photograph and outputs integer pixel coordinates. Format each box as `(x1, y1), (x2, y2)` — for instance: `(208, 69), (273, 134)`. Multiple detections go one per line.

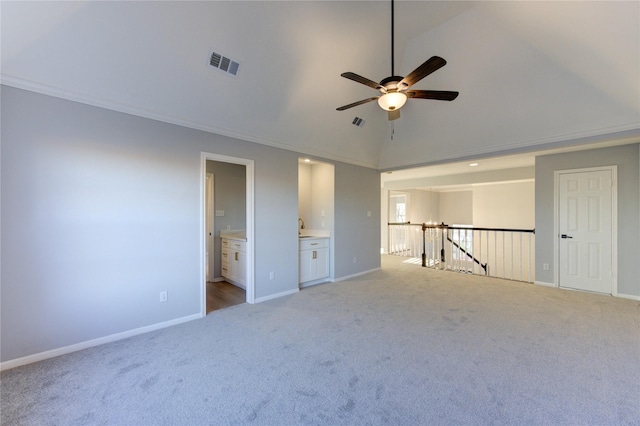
(387, 222), (535, 283)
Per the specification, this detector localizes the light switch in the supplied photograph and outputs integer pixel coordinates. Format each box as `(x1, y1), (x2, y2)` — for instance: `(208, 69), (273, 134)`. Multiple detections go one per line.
(215, 210), (225, 216)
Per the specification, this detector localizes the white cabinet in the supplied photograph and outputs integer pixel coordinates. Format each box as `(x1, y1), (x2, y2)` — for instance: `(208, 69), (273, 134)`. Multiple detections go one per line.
(221, 238), (246, 289)
(299, 237), (329, 285)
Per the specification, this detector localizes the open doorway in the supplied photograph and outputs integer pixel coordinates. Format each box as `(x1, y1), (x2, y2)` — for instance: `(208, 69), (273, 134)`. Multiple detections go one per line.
(298, 158), (335, 287)
(201, 153), (255, 316)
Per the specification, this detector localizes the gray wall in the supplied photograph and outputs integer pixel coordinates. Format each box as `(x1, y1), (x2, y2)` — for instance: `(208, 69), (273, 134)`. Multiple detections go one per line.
(1, 86), (381, 362)
(405, 189), (439, 224)
(206, 160), (246, 279)
(439, 191), (473, 225)
(334, 163), (381, 278)
(535, 144), (640, 297)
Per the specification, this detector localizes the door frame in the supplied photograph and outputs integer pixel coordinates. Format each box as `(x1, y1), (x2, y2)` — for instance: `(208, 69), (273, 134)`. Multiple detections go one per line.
(200, 152), (255, 316)
(553, 165), (618, 295)
(206, 173), (215, 282)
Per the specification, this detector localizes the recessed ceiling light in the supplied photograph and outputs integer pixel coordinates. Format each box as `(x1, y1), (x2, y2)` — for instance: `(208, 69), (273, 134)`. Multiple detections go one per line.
(304, 158), (311, 163)
(469, 162), (479, 167)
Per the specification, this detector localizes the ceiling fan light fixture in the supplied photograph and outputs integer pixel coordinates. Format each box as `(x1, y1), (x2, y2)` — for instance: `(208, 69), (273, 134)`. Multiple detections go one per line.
(378, 91), (407, 111)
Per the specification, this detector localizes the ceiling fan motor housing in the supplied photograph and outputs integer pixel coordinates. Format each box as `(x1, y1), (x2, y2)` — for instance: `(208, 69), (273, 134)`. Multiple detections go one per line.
(379, 76), (405, 93)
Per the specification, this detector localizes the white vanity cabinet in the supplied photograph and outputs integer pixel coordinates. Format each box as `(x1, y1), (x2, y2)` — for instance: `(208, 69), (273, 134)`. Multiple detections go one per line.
(221, 237), (246, 289)
(299, 237), (329, 285)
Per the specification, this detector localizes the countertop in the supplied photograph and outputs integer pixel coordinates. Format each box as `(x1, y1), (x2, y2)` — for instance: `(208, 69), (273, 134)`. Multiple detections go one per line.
(220, 230), (247, 242)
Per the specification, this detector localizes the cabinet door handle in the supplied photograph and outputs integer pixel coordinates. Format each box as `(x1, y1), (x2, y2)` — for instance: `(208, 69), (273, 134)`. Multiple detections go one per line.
(311, 243), (318, 246)
(235, 252), (239, 261)
(312, 250), (317, 259)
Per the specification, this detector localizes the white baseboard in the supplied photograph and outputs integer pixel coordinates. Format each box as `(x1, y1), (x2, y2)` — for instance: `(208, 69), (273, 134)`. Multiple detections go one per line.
(0, 313), (201, 372)
(253, 288), (299, 303)
(534, 280), (556, 288)
(616, 293), (640, 301)
(534, 282), (639, 301)
(332, 267), (381, 283)
(299, 278), (330, 288)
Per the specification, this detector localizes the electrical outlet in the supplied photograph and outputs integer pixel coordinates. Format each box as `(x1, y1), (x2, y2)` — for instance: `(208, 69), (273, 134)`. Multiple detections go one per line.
(353, 257), (357, 264)
(159, 291), (168, 302)
(543, 263), (549, 271)
(269, 272), (275, 280)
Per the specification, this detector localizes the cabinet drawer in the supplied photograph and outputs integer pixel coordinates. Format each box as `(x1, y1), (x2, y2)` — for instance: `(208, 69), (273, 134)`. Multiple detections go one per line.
(231, 241), (245, 251)
(299, 238), (328, 250)
(222, 239), (229, 248)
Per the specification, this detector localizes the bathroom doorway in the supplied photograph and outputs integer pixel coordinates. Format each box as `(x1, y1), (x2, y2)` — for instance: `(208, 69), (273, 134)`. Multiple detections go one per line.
(201, 152), (255, 316)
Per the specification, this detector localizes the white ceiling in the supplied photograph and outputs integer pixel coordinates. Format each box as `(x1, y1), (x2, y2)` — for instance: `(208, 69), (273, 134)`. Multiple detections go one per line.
(2, 1), (639, 173)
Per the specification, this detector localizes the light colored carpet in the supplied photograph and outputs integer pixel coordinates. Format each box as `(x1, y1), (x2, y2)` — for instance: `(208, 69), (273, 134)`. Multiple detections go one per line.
(2, 255), (639, 425)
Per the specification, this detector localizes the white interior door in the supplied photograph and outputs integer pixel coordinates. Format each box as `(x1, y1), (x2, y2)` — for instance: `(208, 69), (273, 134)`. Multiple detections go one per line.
(558, 169), (614, 294)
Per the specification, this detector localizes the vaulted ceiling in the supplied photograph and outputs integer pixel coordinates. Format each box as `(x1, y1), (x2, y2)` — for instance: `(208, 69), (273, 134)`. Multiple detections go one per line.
(2, 1), (639, 170)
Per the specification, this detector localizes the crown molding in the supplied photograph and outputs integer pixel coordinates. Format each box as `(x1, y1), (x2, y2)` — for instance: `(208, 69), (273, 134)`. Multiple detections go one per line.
(1, 75), (378, 170)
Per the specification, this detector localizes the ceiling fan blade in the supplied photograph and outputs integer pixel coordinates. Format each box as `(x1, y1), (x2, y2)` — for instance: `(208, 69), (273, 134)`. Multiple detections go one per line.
(388, 109), (400, 121)
(336, 97), (379, 111)
(399, 56), (447, 89)
(406, 90), (459, 101)
(341, 72), (383, 90)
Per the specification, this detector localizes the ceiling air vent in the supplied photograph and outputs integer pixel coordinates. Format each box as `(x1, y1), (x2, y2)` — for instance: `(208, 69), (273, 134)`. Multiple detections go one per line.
(352, 117), (365, 128)
(209, 50), (240, 77)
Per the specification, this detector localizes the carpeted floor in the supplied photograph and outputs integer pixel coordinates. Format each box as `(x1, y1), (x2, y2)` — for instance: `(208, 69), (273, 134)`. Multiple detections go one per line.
(2, 255), (639, 425)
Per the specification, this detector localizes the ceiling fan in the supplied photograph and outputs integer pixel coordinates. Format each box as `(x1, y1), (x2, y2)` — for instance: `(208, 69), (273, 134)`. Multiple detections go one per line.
(336, 0), (459, 121)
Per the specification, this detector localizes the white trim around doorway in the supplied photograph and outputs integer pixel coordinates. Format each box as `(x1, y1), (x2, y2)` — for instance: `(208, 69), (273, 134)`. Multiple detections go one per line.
(200, 152), (255, 317)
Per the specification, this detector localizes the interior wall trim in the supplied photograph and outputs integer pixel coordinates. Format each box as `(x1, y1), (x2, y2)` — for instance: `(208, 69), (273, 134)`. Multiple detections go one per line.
(379, 127), (640, 171)
(332, 267), (382, 283)
(534, 280), (557, 288)
(253, 288), (299, 304)
(0, 77), (376, 169)
(616, 293), (640, 301)
(0, 314), (201, 372)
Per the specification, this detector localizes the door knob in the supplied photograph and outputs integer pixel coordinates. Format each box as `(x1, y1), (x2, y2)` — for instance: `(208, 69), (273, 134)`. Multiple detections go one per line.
(560, 234), (573, 239)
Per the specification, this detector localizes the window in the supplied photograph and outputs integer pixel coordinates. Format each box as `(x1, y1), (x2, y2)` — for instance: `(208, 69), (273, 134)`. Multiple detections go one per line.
(451, 225), (473, 262)
(395, 202), (406, 222)
(390, 192), (408, 223)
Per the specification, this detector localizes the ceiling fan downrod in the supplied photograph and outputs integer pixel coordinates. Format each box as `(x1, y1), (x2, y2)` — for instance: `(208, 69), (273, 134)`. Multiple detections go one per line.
(391, 0), (395, 76)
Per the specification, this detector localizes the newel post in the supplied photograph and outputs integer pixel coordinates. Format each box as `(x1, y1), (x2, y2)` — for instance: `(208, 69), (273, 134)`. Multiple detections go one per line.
(421, 223), (427, 267)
